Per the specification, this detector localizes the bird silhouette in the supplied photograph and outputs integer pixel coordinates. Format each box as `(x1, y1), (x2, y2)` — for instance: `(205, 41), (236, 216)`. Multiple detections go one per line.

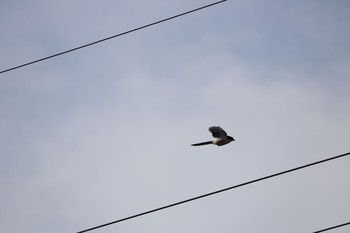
(191, 126), (235, 146)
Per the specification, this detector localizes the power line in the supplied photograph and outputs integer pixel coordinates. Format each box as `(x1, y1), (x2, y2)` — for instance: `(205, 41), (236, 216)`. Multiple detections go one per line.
(0, 0), (227, 75)
(312, 221), (350, 233)
(77, 151), (350, 233)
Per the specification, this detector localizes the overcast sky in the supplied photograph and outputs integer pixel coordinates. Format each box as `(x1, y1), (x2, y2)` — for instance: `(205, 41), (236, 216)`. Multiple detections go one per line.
(1, 1), (350, 233)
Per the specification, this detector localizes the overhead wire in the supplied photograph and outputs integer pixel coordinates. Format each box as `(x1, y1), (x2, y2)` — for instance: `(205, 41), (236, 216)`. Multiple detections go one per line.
(0, 0), (227, 75)
(77, 151), (350, 233)
(312, 221), (350, 232)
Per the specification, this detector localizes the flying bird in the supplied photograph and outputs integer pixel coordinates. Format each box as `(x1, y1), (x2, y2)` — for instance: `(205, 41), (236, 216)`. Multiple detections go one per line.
(191, 126), (235, 146)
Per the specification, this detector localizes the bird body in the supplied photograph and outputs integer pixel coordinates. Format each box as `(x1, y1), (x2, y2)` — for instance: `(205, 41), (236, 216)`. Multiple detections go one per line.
(191, 126), (235, 146)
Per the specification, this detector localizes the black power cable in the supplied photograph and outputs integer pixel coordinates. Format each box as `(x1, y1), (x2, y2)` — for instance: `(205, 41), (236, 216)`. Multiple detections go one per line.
(312, 221), (350, 233)
(77, 151), (350, 233)
(0, 0), (227, 74)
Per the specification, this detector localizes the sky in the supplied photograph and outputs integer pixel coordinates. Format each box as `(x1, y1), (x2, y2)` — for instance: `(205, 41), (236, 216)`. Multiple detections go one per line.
(1, 0), (350, 233)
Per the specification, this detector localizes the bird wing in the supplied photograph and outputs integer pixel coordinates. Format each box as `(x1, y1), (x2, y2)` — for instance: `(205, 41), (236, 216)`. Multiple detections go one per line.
(209, 126), (227, 138)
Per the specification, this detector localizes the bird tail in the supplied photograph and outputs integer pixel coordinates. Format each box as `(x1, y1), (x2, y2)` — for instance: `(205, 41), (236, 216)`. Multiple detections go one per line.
(191, 141), (213, 146)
